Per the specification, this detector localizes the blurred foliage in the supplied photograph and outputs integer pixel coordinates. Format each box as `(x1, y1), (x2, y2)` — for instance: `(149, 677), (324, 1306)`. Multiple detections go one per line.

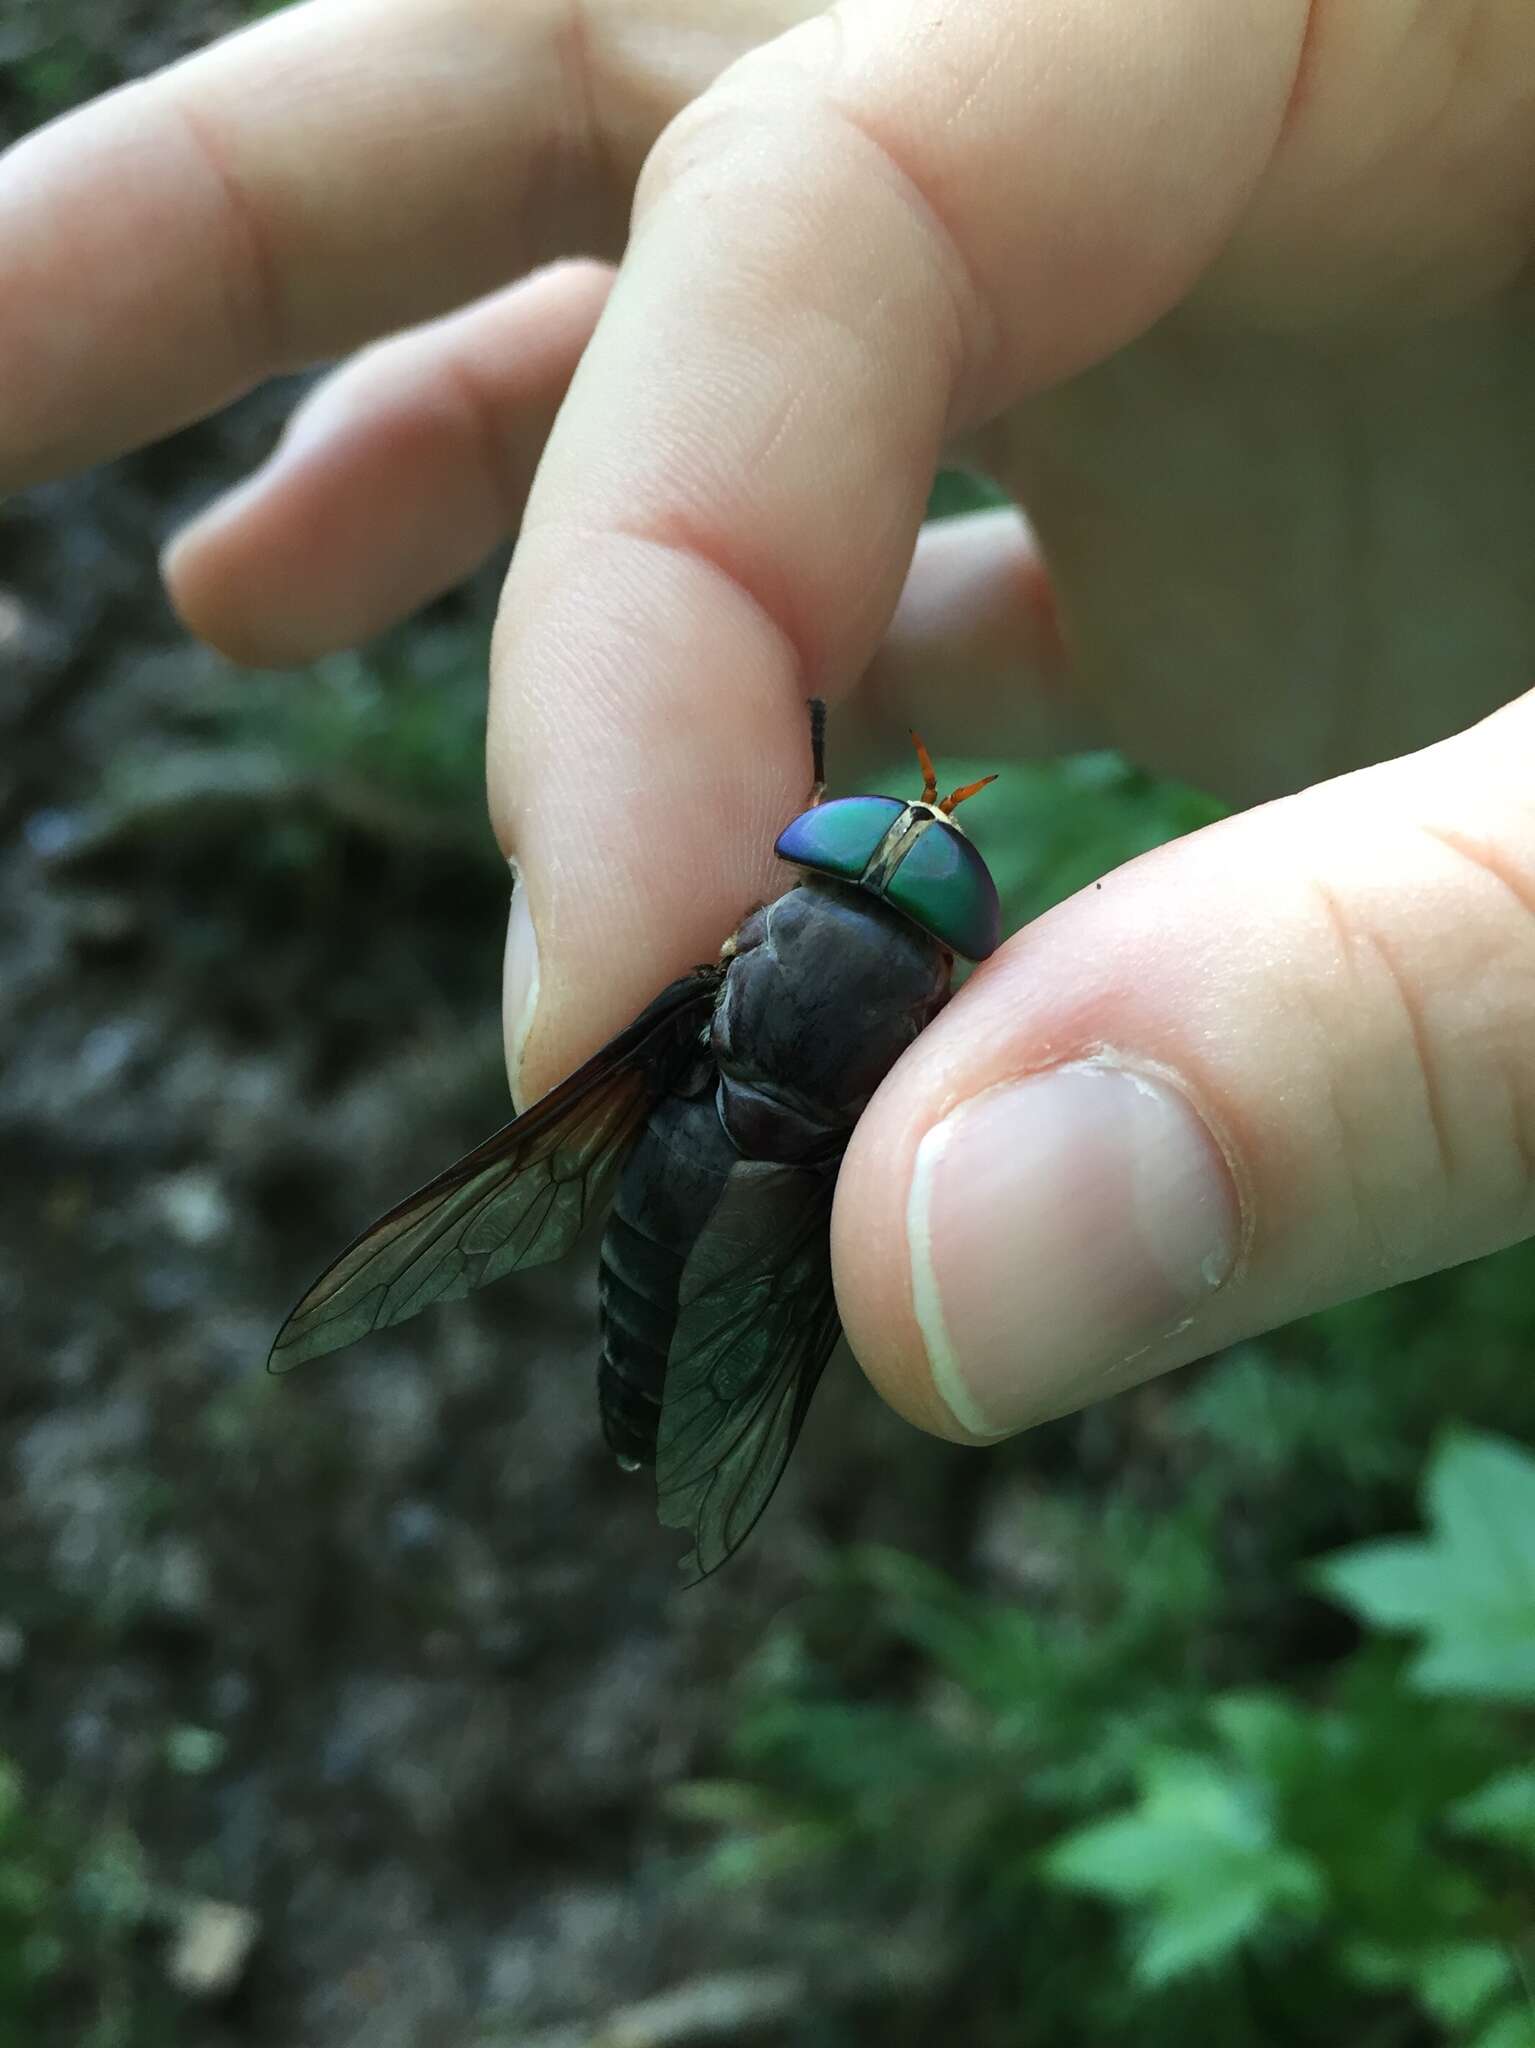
(925, 469), (1009, 522)
(0, 1760), (58, 2033)
(65, 622), (502, 875)
(0, 1759), (171, 2048)
(1, 0), (306, 135)
(0, 3), (116, 126)
(680, 1375), (1535, 2044)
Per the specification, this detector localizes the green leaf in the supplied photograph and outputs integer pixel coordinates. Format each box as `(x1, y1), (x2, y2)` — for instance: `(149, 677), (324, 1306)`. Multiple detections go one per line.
(1342, 1938), (1411, 1990)
(1412, 1942), (1516, 2027)
(1207, 1693), (1312, 1785)
(163, 1725), (226, 1777)
(1317, 1431), (1535, 1702)
(1450, 1769), (1535, 1854)
(1340, 1937), (1518, 2027)
(1043, 1752), (1324, 1985)
(666, 1780), (783, 1830)
(1132, 1884), (1279, 1988)
(1472, 2005), (1535, 2048)
(926, 469), (1009, 520)
(1316, 1540), (1456, 1629)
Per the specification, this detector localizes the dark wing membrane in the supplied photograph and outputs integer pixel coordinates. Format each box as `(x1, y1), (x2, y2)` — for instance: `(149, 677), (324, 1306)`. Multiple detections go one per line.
(655, 1159), (842, 1583)
(269, 969), (721, 1372)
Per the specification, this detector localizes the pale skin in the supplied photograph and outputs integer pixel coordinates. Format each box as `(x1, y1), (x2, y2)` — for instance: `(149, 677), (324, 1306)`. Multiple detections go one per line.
(6, 0), (1534, 1442)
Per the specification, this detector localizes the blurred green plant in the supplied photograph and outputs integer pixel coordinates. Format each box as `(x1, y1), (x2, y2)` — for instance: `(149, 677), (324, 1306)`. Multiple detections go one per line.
(0, 1757), (60, 2029)
(66, 622), (501, 874)
(926, 469), (1009, 522)
(1042, 1434), (1535, 2042)
(0, 0), (166, 131)
(0, 1758), (171, 2048)
(681, 1386), (1535, 2046)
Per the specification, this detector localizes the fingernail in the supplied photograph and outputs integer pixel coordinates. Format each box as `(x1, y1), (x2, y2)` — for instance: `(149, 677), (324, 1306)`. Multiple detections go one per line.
(158, 517), (210, 589)
(502, 868), (540, 1112)
(907, 1061), (1240, 1437)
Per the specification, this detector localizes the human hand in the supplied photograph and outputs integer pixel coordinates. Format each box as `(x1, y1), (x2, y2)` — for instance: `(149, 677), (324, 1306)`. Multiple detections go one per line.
(6, 0), (1533, 1443)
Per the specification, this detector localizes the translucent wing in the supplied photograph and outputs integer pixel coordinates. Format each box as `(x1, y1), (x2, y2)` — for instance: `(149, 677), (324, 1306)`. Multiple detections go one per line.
(269, 969), (721, 1372)
(656, 1159), (843, 1582)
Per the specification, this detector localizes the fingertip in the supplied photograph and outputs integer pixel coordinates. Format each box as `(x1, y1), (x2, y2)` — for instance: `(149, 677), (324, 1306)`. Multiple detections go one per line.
(501, 875), (541, 1114)
(160, 494), (315, 670)
(902, 1106), (1017, 1443)
(162, 265), (617, 668)
(832, 1080), (989, 1446)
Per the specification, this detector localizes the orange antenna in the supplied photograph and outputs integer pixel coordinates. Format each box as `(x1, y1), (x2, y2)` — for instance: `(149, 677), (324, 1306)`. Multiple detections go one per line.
(909, 730), (938, 806)
(940, 773), (998, 815)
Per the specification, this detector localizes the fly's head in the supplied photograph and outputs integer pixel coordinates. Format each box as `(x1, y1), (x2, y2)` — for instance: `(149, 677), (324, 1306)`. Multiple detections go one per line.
(772, 729), (1002, 962)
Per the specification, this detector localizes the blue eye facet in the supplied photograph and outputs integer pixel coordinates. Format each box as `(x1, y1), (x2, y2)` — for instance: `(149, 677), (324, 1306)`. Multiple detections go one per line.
(773, 795), (904, 880)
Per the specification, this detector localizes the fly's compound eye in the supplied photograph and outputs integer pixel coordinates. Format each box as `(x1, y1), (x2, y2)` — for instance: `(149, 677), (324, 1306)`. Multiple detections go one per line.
(774, 795), (903, 881)
(883, 815), (1000, 962)
(774, 794), (1001, 961)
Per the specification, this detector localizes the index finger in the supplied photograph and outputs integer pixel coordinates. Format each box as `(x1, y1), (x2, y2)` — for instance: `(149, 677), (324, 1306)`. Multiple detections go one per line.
(490, 0), (1308, 1100)
(0, 0), (800, 487)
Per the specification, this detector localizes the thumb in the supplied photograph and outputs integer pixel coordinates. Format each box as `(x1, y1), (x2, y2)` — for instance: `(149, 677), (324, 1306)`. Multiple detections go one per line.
(832, 690), (1535, 1441)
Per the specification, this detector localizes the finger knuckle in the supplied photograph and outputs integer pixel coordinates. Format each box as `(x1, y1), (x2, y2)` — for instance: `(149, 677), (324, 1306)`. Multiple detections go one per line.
(1301, 822), (1535, 1271)
(166, 89), (286, 371)
(633, 56), (996, 426)
(1414, 820), (1535, 1218)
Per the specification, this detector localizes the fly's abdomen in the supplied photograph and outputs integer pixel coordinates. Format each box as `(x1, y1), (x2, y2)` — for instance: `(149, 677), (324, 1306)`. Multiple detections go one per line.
(597, 1198), (683, 1465)
(597, 1088), (738, 1466)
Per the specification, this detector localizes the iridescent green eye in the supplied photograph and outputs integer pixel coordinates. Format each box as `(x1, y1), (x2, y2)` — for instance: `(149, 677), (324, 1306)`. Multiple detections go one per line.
(775, 795), (1001, 961)
(774, 795), (904, 879)
(884, 818), (1001, 961)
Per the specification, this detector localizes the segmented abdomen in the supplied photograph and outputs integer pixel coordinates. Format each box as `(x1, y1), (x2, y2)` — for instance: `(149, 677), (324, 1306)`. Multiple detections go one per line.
(596, 1089), (738, 1466)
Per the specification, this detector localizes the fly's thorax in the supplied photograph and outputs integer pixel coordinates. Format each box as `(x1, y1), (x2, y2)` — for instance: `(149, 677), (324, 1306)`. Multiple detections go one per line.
(711, 880), (951, 1154)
